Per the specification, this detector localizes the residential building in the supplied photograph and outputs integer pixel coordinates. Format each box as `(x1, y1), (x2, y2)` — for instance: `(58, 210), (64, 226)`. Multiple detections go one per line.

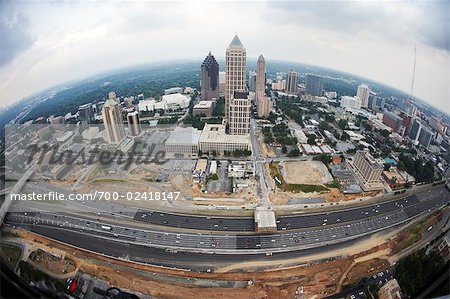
(340, 96), (362, 109)
(305, 74), (324, 96)
(102, 92), (126, 144)
(350, 150), (384, 191)
(199, 124), (251, 154)
(356, 84), (370, 108)
(126, 111), (141, 136)
(200, 52), (220, 101)
(225, 34), (246, 123)
(285, 69), (299, 94)
(229, 91), (251, 135)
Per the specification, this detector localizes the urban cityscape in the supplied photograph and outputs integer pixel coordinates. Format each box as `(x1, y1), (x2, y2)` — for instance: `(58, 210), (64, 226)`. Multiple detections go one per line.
(0, 1), (449, 299)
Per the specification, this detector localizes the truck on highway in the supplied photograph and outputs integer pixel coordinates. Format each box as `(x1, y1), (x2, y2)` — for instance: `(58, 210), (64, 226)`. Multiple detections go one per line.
(101, 225), (111, 231)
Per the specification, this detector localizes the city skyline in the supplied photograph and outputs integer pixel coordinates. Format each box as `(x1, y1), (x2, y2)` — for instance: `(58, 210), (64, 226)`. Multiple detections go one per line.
(0, 1), (448, 114)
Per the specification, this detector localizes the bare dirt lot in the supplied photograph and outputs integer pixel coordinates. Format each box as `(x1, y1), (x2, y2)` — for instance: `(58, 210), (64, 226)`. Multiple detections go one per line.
(282, 161), (333, 185)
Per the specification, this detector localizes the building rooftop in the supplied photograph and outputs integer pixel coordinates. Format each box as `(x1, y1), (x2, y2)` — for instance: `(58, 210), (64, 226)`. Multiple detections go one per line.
(194, 101), (214, 109)
(229, 34), (243, 47)
(165, 127), (201, 146)
(199, 124), (250, 144)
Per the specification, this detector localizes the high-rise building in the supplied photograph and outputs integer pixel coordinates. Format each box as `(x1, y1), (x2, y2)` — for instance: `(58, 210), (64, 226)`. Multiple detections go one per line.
(408, 118), (422, 144)
(256, 55), (266, 105)
(353, 150), (383, 184)
(225, 34), (246, 123)
(406, 102), (417, 117)
(248, 71), (257, 92)
(229, 91), (251, 135)
(257, 97), (272, 118)
(127, 111), (141, 136)
(305, 74), (324, 96)
(285, 69), (299, 94)
(201, 52), (220, 101)
(356, 84), (370, 108)
(78, 103), (93, 124)
(382, 111), (403, 132)
(340, 96), (362, 109)
(102, 92), (125, 144)
(418, 127), (433, 148)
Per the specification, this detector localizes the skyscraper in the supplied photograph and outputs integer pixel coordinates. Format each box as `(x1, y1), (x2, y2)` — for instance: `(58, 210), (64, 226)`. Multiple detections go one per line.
(248, 71), (257, 92)
(229, 91), (251, 135)
(200, 52), (220, 101)
(255, 55), (266, 105)
(78, 103), (93, 124)
(285, 69), (299, 95)
(408, 118), (422, 144)
(127, 111), (141, 136)
(225, 34), (246, 123)
(256, 55), (271, 117)
(357, 84), (370, 108)
(102, 92), (125, 144)
(305, 74), (324, 96)
(418, 127), (433, 148)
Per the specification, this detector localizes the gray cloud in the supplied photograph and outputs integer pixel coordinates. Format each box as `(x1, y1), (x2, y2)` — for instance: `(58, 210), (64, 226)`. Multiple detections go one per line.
(414, 1), (449, 51)
(267, 1), (449, 52)
(0, 4), (35, 67)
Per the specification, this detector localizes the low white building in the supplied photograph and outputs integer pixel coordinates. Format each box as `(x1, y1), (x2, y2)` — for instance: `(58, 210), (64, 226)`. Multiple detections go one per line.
(165, 127), (201, 157)
(341, 96), (362, 109)
(138, 93), (191, 112)
(199, 124), (251, 154)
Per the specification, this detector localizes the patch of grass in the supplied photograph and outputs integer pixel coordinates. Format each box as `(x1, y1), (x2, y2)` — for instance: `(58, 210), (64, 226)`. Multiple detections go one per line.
(91, 178), (127, 183)
(285, 184), (329, 193)
(269, 162), (329, 193)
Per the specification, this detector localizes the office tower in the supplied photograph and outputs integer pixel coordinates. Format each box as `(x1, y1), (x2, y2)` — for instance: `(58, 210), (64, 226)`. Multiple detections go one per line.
(408, 118), (422, 144)
(225, 34), (246, 123)
(382, 111), (403, 132)
(340, 96), (362, 109)
(102, 92), (125, 144)
(256, 55), (266, 104)
(406, 102), (417, 117)
(285, 69), (299, 94)
(357, 84), (370, 108)
(78, 103), (93, 124)
(127, 111), (141, 136)
(201, 52), (220, 101)
(418, 127), (433, 148)
(257, 97), (272, 118)
(353, 150), (383, 184)
(229, 91), (251, 135)
(248, 71), (257, 92)
(305, 74), (324, 96)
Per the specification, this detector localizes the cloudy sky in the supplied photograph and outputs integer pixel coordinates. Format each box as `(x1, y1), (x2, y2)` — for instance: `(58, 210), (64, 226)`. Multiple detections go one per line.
(1, 1), (449, 113)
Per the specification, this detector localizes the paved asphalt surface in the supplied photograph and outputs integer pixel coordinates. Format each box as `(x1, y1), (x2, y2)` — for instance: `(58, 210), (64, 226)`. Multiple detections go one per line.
(5, 186), (449, 259)
(133, 186), (449, 232)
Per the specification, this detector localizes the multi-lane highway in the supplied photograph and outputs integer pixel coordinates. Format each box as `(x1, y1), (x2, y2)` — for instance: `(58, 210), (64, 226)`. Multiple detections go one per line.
(133, 186), (448, 232)
(5, 185), (449, 256)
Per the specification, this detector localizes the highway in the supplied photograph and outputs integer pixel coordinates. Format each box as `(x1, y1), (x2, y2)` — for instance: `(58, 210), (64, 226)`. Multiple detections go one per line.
(5, 185), (449, 256)
(133, 186), (448, 231)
